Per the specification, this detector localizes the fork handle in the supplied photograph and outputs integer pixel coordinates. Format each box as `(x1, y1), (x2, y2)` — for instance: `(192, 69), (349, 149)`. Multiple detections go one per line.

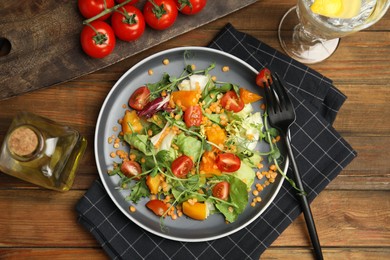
(284, 132), (324, 260)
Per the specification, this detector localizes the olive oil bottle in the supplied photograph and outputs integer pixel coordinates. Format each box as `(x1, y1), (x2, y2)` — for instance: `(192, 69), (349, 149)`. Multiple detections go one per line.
(0, 112), (87, 191)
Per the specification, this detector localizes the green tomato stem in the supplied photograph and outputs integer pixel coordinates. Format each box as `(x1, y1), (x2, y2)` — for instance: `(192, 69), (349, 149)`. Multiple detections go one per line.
(82, 0), (134, 25)
(148, 0), (167, 19)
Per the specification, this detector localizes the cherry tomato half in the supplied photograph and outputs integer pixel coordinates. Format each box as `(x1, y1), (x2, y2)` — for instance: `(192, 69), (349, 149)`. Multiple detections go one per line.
(128, 86), (150, 110)
(220, 90), (244, 112)
(171, 155), (193, 178)
(146, 199), (169, 216)
(174, 0), (207, 15)
(184, 105), (203, 128)
(111, 5), (145, 42)
(143, 0), (178, 30)
(78, 0), (115, 20)
(256, 68), (272, 88)
(216, 153), (241, 172)
(120, 160), (142, 178)
(80, 21), (116, 58)
(212, 181), (230, 200)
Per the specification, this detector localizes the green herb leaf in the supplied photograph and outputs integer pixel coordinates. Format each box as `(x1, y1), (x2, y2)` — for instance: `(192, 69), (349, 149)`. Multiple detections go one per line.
(156, 150), (174, 166)
(126, 178), (150, 203)
(147, 73), (171, 99)
(268, 127), (279, 138)
(108, 165), (121, 176)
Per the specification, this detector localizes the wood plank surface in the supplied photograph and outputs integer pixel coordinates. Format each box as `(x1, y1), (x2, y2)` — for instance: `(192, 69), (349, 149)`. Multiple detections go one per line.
(0, 0), (389, 259)
(1, 248), (390, 260)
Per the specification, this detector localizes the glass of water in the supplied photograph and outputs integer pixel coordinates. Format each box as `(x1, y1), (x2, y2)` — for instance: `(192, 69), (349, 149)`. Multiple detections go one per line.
(278, 0), (390, 64)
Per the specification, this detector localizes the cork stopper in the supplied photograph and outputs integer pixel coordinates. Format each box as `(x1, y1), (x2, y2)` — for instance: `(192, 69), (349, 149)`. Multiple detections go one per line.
(7, 126), (40, 159)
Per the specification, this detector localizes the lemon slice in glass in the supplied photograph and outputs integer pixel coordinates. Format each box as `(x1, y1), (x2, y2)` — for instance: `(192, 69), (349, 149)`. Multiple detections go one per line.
(310, 0), (361, 19)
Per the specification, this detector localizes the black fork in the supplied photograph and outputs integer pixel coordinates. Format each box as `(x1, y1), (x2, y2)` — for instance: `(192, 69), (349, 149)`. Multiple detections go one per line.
(263, 72), (324, 260)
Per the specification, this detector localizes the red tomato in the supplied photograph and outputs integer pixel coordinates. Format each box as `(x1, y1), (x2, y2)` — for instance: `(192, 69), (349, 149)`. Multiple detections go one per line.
(174, 0), (207, 15)
(212, 181), (230, 200)
(143, 0), (178, 30)
(220, 91), (244, 112)
(256, 68), (273, 88)
(146, 199), (169, 216)
(111, 5), (145, 41)
(120, 160), (142, 178)
(128, 86), (150, 110)
(171, 155), (193, 178)
(115, 0), (138, 4)
(78, 0), (115, 20)
(80, 21), (116, 58)
(184, 105), (203, 127)
(216, 153), (241, 172)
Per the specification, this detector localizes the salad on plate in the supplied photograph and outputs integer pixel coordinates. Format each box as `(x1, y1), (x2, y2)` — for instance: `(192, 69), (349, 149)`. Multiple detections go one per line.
(107, 58), (284, 225)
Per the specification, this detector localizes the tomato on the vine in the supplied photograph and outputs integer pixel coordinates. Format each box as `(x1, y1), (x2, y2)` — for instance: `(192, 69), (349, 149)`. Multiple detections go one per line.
(171, 155), (193, 178)
(184, 105), (203, 128)
(80, 20), (116, 58)
(220, 90), (245, 112)
(111, 5), (145, 41)
(128, 86), (150, 110)
(174, 0), (207, 15)
(143, 0), (178, 30)
(216, 153), (241, 172)
(212, 181), (230, 200)
(78, 0), (115, 20)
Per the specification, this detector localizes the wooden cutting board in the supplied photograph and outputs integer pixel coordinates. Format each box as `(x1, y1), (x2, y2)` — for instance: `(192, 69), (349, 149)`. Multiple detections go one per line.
(0, 0), (257, 100)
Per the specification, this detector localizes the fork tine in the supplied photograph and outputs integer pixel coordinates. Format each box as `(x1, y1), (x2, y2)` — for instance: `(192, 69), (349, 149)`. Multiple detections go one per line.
(263, 82), (277, 114)
(272, 73), (293, 112)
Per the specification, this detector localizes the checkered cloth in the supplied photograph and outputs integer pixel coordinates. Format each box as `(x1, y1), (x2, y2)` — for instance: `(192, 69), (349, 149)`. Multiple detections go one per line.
(76, 24), (357, 259)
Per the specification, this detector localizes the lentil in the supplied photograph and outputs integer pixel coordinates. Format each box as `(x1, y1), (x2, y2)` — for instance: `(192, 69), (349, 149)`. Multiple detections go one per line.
(222, 66), (230, 72)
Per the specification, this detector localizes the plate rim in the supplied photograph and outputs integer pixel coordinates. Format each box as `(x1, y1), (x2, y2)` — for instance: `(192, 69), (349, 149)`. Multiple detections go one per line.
(94, 46), (287, 242)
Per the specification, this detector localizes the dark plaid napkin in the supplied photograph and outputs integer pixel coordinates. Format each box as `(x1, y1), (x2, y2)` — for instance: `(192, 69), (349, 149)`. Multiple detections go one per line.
(76, 24), (357, 259)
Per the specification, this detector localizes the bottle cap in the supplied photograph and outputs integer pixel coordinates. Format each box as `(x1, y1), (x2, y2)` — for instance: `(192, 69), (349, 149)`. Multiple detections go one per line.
(7, 125), (40, 160)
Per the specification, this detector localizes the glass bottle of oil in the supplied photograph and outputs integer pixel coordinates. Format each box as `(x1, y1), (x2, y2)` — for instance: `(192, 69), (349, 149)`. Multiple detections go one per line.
(0, 112), (87, 191)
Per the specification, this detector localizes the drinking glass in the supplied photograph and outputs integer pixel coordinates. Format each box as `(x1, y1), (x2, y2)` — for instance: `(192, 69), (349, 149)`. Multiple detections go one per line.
(278, 0), (390, 64)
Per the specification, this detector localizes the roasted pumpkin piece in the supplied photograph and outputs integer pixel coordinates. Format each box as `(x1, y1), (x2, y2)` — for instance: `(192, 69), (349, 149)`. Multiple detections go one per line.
(121, 110), (143, 134)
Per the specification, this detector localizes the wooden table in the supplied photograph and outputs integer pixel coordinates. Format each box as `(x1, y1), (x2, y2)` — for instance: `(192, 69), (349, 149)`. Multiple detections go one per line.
(0, 1), (389, 259)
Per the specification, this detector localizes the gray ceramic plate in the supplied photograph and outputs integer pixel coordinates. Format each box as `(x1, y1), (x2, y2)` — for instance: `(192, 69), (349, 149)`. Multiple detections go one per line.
(95, 47), (287, 242)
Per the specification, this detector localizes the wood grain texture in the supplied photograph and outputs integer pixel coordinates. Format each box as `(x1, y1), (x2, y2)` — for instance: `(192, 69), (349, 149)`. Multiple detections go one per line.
(0, 0), (256, 100)
(1, 248), (390, 260)
(0, 0), (389, 259)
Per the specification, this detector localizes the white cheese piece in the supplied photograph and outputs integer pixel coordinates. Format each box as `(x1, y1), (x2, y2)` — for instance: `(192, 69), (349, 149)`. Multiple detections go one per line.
(178, 79), (191, 91)
(189, 75), (209, 91)
(178, 75), (209, 92)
